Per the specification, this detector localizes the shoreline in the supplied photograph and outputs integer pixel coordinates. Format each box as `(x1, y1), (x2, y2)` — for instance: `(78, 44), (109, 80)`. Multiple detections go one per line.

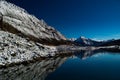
(0, 45), (120, 68)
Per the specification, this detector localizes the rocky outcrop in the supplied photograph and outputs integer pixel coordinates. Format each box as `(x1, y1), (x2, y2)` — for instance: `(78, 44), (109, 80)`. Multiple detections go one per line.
(0, 1), (66, 45)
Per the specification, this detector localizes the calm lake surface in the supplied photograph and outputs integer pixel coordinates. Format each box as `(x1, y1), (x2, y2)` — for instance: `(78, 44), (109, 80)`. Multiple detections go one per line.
(46, 51), (120, 80)
(1, 50), (120, 80)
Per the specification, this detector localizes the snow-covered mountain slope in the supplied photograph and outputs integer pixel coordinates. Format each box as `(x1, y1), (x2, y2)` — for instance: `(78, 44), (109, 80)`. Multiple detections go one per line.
(0, 0), (71, 66)
(75, 36), (102, 46)
(0, 30), (58, 66)
(0, 1), (66, 45)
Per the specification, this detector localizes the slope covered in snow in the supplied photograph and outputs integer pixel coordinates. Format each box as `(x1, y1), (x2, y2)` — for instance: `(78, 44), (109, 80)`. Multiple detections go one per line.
(0, 0), (71, 66)
(0, 30), (58, 66)
(0, 0), (66, 45)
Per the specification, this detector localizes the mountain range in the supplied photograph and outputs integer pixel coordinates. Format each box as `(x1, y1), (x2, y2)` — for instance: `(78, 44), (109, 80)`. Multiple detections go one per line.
(74, 36), (119, 46)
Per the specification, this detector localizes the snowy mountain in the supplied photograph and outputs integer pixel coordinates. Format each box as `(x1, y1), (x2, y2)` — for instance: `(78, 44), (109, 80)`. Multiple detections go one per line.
(74, 36), (102, 46)
(69, 38), (76, 41)
(0, 0), (71, 66)
(75, 36), (119, 46)
(0, 0), (66, 45)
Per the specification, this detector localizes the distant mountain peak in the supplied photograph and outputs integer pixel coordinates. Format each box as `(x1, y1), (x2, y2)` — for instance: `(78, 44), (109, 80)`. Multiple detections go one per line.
(80, 36), (86, 39)
(75, 36), (120, 46)
(69, 38), (76, 41)
(75, 36), (103, 46)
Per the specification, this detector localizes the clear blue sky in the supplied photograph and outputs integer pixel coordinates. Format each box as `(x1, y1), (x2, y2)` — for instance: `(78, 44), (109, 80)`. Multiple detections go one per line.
(8, 0), (120, 40)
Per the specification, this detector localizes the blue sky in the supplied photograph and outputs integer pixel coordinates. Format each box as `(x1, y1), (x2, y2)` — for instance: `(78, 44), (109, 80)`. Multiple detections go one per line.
(8, 0), (120, 40)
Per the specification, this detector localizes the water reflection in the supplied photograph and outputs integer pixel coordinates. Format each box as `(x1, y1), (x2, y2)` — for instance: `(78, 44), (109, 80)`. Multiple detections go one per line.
(74, 49), (120, 60)
(0, 57), (68, 80)
(0, 50), (120, 80)
(74, 50), (103, 60)
(46, 50), (120, 80)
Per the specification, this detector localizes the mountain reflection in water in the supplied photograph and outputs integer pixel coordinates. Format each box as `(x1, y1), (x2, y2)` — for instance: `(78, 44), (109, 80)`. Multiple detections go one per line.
(0, 50), (120, 80)
(0, 57), (67, 80)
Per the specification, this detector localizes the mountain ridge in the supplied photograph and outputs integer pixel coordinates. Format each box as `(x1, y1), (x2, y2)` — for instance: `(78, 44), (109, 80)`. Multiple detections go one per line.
(0, 0), (68, 46)
(74, 36), (119, 46)
(0, 0), (74, 66)
(74, 36), (102, 46)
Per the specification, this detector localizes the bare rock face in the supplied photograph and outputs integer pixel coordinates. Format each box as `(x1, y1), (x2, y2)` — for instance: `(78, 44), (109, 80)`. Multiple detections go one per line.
(0, 1), (66, 45)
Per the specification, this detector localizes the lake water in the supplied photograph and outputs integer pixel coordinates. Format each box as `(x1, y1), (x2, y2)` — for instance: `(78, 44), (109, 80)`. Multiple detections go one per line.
(46, 50), (120, 80)
(1, 50), (120, 80)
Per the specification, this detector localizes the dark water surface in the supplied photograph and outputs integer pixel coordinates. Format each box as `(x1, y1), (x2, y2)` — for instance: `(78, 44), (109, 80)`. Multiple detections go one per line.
(46, 51), (120, 80)
(1, 50), (120, 80)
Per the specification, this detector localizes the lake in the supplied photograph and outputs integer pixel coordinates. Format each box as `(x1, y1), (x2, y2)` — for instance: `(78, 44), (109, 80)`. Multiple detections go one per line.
(1, 50), (120, 80)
